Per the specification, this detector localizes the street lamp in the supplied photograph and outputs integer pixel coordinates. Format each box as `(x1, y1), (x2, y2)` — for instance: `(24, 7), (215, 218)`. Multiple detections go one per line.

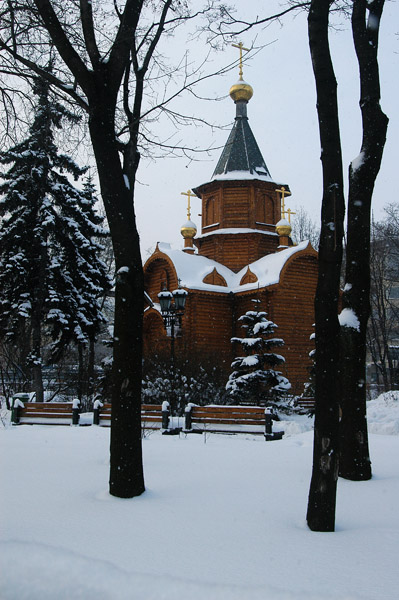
(158, 285), (188, 417)
(158, 285), (188, 364)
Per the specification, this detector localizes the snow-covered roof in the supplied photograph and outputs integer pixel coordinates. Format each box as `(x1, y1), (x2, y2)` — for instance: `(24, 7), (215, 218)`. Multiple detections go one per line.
(154, 243), (236, 292)
(212, 170), (273, 183)
(238, 241), (311, 290)
(211, 99), (272, 180)
(192, 98), (288, 193)
(153, 241), (312, 294)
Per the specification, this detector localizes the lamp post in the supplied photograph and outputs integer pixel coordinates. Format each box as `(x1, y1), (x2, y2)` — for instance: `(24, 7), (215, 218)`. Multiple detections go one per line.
(158, 286), (188, 416)
(158, 286), (188, 357)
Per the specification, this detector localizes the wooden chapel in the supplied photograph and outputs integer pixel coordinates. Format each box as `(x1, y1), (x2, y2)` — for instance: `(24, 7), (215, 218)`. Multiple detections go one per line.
(143, 61), (318, 395)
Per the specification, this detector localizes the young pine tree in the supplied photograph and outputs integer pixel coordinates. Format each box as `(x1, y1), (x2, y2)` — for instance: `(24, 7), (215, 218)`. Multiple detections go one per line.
(226, 302), (291, 410)
(0, 77), (111, 401)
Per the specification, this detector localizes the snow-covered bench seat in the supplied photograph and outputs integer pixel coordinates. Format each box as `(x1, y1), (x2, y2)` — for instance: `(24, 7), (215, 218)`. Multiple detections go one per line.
(93, 402), (165, 429)
(12, 401), (79, 426)
(184, 404), (284, 439)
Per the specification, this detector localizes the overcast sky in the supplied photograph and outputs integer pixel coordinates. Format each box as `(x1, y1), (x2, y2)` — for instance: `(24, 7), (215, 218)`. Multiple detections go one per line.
(133, 1), (398, 258)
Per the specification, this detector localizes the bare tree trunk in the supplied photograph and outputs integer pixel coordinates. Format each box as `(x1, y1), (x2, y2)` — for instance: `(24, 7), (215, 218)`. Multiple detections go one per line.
(77, 343), (84, 403)
(89, 103), (145, 498)
(30, 241), (47, 403)
(306, 0), (345, 532)
(31, 311), (44, 403)
(87, 334), (95, 399)
(339, 0), (388, 480)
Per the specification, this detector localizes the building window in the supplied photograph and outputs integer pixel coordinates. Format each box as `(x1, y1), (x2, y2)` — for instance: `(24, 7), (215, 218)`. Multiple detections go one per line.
(204, 196), (218, 226)
(256, 194), (275, 225)
(160, 268), (169, 292)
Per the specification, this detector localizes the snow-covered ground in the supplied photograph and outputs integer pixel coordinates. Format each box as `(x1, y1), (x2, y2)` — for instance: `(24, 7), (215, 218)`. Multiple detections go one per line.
(1, 392), (398, 600)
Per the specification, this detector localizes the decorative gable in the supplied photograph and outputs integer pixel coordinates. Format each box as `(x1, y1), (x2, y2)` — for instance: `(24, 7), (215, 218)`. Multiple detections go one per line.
(240, 267), (258, 286)
(203, 268), (228, 287)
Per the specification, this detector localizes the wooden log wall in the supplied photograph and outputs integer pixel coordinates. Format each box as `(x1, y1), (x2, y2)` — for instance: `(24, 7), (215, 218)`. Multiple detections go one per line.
(143, 253), (317, 394)
(197, 179), (283, 234)
(196, 232), (279, 273)
(180, 291), (233, 370)
(143, 310), (168, 358)
(272, 254), (318, 394)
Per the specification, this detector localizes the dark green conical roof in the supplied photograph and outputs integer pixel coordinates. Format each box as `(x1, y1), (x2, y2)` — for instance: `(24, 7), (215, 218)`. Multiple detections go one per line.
(213, 101), (272, 179)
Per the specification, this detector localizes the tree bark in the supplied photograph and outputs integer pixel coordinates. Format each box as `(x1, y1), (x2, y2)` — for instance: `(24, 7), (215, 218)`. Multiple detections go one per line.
(88, 100), (145, 498)
(339, 0), (388, 480)
(87, 334), (95, 399)
(77, 343), (84, 403)
(306, 0), (345, 532)
(30, 238), (48, 403)
(31, 313), (44, 403)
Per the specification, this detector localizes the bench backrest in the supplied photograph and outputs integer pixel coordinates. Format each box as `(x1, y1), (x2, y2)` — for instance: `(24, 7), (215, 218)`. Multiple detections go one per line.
(186, 405), (267, 428)
(94, 403), (164, 427)
(16, 402), (76, 425)
(190, 405), (265, 419)
(20, 402), (74, 414)
(295, 398), (315, 412)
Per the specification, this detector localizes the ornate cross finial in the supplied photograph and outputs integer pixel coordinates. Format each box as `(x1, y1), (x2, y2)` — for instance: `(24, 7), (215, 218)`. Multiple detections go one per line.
(181, 189), (194, 220)
(232, 42), (250, 81)
(285, 207), (296, 223)
(276, 186), (292, 219)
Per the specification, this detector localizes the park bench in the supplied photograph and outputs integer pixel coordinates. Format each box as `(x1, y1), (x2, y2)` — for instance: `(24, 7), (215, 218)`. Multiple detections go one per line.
(11, 401), (285, 439)
(294, 397), (315, 414)
(11, 399), (166, 428)
(11, 400), (80, 426)
(93, 401), (166, 429)
(184, 404), (284, 440)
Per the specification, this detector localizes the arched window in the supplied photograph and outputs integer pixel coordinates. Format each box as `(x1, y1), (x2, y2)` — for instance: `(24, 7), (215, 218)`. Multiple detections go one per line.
(159, 268), (169, 292)
(255, 195), (266, 224)
(204, 196), (218, 227)
(265, 196), (274, 224)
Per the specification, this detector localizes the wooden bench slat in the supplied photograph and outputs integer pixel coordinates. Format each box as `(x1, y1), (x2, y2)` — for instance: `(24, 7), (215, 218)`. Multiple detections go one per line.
(97, 415), (163, 421)
(21, 413), (72, 419)
(20, 420), (72, 425)
(295, 398), (315, 412)
(190, 406), (265, 414)
(22, 406), (73, 411)
(190, 418), (265, 426)
(190, 410), (265, 418)
(191, 409), (266, 416)
(20, 402), (73, 409)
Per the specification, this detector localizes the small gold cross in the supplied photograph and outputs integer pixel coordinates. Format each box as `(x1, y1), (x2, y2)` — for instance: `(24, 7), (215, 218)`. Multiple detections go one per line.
(285, 207), (296, 223)
(276, 186), (292, 219)
(181, 189), (194, 220)
(232, 42), (250, 81)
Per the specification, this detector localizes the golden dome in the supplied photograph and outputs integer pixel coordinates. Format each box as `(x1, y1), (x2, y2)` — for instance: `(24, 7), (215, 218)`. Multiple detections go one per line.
(229, 80), (253, 103)
(276, 218), (292, 237)
(180, 219), (197, 239)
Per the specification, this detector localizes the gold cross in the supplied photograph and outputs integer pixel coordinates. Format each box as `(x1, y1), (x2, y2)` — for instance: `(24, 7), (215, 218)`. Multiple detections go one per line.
(285, 207), (296, 223)
(232, 42), (250, 81)
(181, 189), (194, 220)
(276, 186), (292, 219)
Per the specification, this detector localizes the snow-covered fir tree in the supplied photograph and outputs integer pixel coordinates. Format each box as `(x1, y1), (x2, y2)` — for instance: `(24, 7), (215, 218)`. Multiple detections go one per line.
(226, 301), (291, 409)
(0, 76), (111, 401)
